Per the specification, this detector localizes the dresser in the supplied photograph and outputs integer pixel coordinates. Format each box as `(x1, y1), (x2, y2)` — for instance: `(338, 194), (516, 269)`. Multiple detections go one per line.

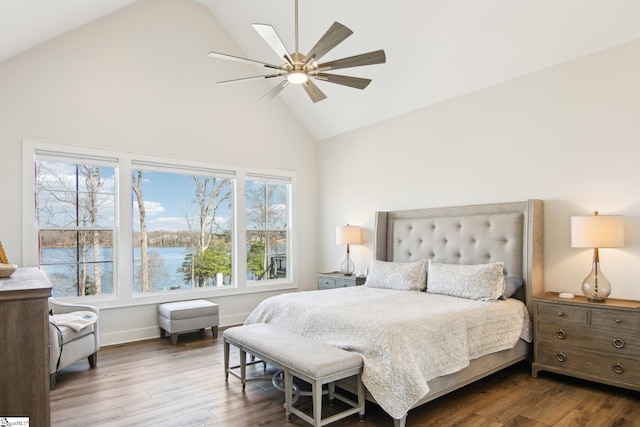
(317, 272), (365, 290)
(532, 293), (639, 391)
(0, 268), (53, 426)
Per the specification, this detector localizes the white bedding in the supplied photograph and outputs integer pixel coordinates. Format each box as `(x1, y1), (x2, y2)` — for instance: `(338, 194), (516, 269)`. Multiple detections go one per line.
(244, 286), (532, 419)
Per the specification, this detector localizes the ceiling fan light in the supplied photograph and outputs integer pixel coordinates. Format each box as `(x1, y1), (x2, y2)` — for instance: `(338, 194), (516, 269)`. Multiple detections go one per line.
(287, 71), (308, 85)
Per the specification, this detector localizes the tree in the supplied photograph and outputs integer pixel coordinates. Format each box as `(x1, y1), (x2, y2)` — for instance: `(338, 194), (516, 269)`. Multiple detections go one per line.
(247, 240), (265, 279)
(81, 165), (103, 295)
(35, 161), (112, 296)
(179, 240), (231, 286)
(132, 170), (150, 292)
(245, 180), (287, 280)
(182, 176), (231, 287)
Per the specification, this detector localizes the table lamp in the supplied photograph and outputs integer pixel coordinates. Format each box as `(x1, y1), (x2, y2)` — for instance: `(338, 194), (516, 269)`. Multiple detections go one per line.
(571, 211), (624, 302)
(336, 225), (361, 276)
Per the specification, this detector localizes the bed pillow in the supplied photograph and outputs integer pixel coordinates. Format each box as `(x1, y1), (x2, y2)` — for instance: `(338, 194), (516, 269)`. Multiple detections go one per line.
(364, 259), (427, 291)
(499, 276), (525, 299)
(426, 260), (505, 301)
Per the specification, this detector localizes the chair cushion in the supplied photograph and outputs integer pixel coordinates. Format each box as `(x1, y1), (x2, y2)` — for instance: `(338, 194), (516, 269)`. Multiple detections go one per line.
(53, 322), (95, 343)
(158, 299), (219, 320)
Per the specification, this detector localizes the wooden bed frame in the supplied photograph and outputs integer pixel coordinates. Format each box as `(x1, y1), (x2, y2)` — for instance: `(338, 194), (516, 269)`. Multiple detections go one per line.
(349, 199), (544, 427)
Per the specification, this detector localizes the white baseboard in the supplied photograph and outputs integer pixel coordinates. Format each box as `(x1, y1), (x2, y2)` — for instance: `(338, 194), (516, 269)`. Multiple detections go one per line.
(100, 313), (250, 346)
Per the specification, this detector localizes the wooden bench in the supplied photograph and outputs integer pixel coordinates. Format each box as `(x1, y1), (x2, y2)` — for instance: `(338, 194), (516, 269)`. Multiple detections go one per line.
(223, 323), (365, 427)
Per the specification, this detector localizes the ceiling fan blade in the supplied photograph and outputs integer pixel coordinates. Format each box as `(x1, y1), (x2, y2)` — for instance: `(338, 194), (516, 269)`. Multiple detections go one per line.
(314, 73), (371, 90)
(217, 74), (283, 85)
(260, 80), (289, 101)
(208, 51), (283, 71)
(318, 49), (386, 71)
(302, 80), (328, 103)
(303, 22), (353, 64)
(252, 24), (294, 65)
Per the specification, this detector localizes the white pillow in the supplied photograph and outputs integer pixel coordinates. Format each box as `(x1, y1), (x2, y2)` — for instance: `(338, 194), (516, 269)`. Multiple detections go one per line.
(426, 260), (505, 301)
(364, 259), (427, 291)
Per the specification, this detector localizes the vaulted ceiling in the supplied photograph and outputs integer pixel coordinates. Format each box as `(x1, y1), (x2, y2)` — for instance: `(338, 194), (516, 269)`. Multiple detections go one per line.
(2, 0), (640, 140)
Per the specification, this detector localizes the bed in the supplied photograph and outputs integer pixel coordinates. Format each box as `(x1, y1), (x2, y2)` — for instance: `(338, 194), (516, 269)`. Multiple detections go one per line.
(245, 199), (543, 426)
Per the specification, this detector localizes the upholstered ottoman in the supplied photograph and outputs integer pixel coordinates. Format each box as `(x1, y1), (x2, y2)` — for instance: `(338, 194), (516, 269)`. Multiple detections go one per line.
(158, 299), (219, 345)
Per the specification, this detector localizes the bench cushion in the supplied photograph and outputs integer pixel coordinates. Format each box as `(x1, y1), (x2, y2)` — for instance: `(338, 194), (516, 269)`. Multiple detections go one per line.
(224, 323), (362, 379)
(158, 299), (219, 320)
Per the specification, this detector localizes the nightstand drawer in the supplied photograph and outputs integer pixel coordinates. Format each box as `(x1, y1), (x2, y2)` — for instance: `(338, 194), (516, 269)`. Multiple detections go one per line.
(537, 322), (639, 357)
(334, 279), (354, 288)
(318, 277), (336, 289)
(537, 343), (640, 385)
(591, 309), (639, 332)
(317, 273), (365, 290)
(536, 303), (587, 324)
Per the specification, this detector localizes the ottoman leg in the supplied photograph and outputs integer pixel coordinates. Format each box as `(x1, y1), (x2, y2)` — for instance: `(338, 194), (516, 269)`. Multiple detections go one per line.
(159, 327), (165, 338)
(170, 333), (178, 345)
(212, 326), (219, 338)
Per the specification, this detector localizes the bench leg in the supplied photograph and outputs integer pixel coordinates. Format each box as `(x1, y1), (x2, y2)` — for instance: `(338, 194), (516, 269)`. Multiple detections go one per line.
(284, 369), (293, 422)
(224, 339), (230, 381)
(212, 326), (218, 338)
(313, 379), (322, 427)
(170, 333), (178, 345)
(357, 372), (365, 421)
(328, 382), (335, 406)
(240, 348), (247, 391)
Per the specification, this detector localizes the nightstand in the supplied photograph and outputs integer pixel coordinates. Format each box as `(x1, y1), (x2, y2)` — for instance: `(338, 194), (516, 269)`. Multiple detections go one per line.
(317, 272), (365, 290)
(531, 293), (640, 391)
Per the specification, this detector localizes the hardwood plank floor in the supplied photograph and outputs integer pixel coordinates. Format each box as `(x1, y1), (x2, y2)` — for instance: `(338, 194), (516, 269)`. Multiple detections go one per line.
(50, 328), (640, 426)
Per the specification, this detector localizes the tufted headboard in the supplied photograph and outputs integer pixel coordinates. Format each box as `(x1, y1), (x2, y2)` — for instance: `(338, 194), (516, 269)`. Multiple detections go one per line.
(374, 200), (543, 313)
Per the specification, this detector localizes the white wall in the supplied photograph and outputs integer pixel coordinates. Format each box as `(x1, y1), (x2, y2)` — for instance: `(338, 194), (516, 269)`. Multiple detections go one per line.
(0, 0), (318, 344)
(318, 38), (640, 301)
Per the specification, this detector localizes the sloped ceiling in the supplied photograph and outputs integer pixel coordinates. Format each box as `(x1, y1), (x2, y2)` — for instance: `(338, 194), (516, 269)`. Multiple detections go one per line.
(3, 0), (640, 140)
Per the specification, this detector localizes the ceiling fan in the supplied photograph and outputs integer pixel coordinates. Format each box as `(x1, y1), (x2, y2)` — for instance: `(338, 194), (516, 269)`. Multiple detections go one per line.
(207, 0), (386, 103)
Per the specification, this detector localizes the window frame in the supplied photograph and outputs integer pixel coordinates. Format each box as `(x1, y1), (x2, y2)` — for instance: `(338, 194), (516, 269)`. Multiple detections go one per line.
(22, 139), (297, 309)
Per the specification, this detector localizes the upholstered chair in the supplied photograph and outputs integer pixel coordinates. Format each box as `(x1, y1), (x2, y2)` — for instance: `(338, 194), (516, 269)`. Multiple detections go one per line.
(48, 298), (100, 389)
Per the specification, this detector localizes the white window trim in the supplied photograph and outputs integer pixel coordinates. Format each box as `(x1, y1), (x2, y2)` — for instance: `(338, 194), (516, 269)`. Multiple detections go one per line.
(22, 138), (297, 309)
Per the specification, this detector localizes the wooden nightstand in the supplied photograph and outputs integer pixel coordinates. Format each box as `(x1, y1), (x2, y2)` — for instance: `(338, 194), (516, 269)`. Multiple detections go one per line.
(317, 272), (365, 290)
(532, 293), (640, 391)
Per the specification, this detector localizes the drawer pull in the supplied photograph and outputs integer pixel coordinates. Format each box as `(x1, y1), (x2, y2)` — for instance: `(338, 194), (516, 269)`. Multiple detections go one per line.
(612, 338), (625, 349)
(557, 312), (564, 317)
(613, 363), (625, 374)
(555, 329), (566, 339)
(556, 352), (567, 362)
(615, 319), (622, 324)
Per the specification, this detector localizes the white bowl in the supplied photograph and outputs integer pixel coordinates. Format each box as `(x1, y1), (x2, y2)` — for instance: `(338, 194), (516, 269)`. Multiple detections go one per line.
(0, 264), (18, 278)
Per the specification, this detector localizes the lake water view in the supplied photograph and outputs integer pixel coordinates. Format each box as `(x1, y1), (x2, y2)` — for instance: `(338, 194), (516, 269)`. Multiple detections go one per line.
(42, 246), (232, 296)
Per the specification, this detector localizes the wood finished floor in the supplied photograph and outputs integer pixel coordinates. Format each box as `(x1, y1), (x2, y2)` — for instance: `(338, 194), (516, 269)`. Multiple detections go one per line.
(50, 328), (640, 427)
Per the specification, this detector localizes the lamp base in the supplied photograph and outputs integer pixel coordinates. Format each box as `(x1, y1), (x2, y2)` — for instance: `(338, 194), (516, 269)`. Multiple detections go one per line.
(581, 260), (611, 303)
(340, 253), (355, 276)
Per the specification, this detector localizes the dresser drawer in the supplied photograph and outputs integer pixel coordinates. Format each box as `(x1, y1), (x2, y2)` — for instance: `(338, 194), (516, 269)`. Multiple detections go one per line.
(318, 277), (336, 289)
(591, 308), (639, 332)
(537, 322), (639, 358)
(536, 302), (587, 324)
(537, 343), (640, 385)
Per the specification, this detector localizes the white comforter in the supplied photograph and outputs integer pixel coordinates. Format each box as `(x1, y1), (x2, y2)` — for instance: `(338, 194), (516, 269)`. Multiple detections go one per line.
(244, 286), (532, 419)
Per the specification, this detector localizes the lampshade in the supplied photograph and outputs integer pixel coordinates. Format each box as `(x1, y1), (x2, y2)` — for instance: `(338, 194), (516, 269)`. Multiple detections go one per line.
(571, 214), (624, 248)
(336, 226), (362, 245)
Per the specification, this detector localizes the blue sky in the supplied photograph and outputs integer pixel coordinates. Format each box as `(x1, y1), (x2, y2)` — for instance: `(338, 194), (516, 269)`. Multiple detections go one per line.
(133, 170), (232, 232)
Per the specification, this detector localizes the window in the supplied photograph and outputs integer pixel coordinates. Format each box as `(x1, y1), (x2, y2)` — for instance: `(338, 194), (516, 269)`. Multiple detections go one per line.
(132, 166), (234, 293)
(35, 157), (117, 297)
(245, 176), (290, 282)
(25, 140), (295, 302)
